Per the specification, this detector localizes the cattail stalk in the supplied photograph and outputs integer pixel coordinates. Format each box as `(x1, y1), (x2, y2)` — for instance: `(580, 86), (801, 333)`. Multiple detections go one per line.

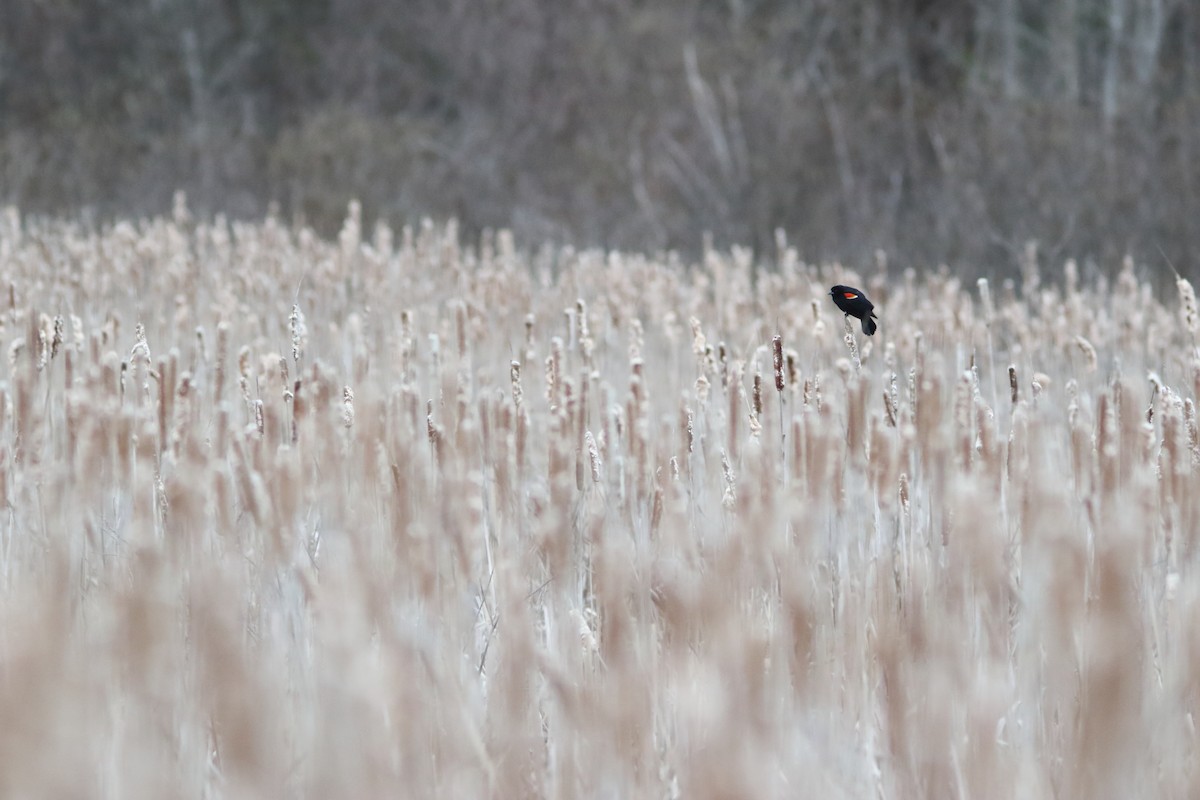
(1178, 274), (1199, 341)
(843, 316), (861, 373)
(773, 334), (787, 482)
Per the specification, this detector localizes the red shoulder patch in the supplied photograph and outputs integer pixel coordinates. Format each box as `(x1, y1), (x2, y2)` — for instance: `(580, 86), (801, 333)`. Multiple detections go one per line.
(842, 292), (858, 299)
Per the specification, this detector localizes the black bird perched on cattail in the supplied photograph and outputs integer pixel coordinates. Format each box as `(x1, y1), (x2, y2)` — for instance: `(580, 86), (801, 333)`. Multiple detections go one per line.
(829, 285), (878, 335)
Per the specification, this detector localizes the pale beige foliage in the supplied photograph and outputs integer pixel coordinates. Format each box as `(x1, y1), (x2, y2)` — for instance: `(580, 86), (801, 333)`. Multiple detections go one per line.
(0, 204), (1195, 798)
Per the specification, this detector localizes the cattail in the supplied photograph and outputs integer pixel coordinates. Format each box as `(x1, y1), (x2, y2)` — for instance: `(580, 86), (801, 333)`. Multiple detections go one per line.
(400, 309), (415, 383)
(515, 407), (528, 477)
(1147, 372), (1163, 424)
(629, 318), (644, 361)
(1178, 274), (1199, 338)
(1186, 398), (1199, 460)
(1097, 391), (1118, 496)
(689, 316), (706, 361)
(846, 377), (866, 464)
(835, 358), (853, 382)
(1160, 390), (1183, 505)
(564, 306), (577, 351)
(546, 337), (563, 409)
(455, 302), (467, 357)
(576, 298), (590, 343)
(7, 338), (22, 372)
(1074, 336), (1098, 373)
(214, 321), (229, 404)
(194, 326), (207, 366)
(71, 314), (84, 354)
(585, 430), (602, 483)
(113, 357), (125, 402)
(279, 356), (292, 402)
(237, 345), (251, 409)
(727, 360), (742, 457)
(51, 315), (63, 359)
(772, 335), (785, 392)
(13, 371), (31, 460)
(976, 400), (998, 476)
(811, 299), (825, 338)
(34, 312), (50, 371)
(172, 189), (190, 226)
(427, 399), (443, 463)
(843, 317), (861, 373)
(254, 398), (265, 437)
(577, 367), (590, 448)
(955, 369), (974, 470)
(342, 386), (355, 429)
(752, 367), (763, 420)
(1021, 239), (1040, 296)
(338, 199), (362, 256)
(4, 206), (1197, 796)
(561, 376), (577, 449)
(720, 448), (736, 510)
(771, 335), (788, 476)
(425, 332), (440, 392)
(977, 278), (994, 325)
(132, 321), (149, 358)
(157, 352), (176, 454)
(289, 303), (307, 366)
(874, 248), (888, 274)
(510, 360), (523, 409)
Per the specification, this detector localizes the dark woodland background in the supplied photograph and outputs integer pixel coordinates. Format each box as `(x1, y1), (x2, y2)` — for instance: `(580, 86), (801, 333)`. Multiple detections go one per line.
(2, 0), (1198, 278)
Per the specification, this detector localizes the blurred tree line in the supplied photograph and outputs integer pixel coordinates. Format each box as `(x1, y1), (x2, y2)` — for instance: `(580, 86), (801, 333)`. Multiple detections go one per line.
(2, 0), (1198, 276)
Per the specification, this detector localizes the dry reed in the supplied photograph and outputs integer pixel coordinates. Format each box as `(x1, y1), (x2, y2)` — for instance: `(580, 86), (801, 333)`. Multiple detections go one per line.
(0, 203), (1194, 798)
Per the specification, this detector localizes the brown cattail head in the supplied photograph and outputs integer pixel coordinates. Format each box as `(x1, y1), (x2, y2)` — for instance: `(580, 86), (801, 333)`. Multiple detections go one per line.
(977, 278), (994, 325)
(1074, 336), (1098, 373)
(510, 360), (523, 409)
(843, 316), (861, 372)
(289, 304), (307, 366)
(1178, 274), (1199, 339)
(342, 385), (355, 429)
(585, 430), (602, 483)
(752, 368), (763, 420)
(772, 335), (784, 393)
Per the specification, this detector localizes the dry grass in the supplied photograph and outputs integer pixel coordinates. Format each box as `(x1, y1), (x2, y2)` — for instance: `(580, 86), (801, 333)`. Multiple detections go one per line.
(0, 200), (1197, 798)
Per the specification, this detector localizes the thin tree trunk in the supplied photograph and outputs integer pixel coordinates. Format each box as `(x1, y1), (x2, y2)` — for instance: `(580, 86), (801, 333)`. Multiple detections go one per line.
(814, 72), (857, 242)
(1000, 0), (1020, 98)
(1050, 0), (1080, 103)
(182, 27), (216, 204)
(1102, 0), (1126, 137)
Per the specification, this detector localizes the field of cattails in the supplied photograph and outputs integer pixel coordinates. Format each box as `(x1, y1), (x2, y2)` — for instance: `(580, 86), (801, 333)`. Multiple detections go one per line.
(1, 198), (1198, 799)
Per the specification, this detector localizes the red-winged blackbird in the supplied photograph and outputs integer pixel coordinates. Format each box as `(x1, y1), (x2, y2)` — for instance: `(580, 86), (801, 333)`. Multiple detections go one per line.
(829, 285), (878, 335)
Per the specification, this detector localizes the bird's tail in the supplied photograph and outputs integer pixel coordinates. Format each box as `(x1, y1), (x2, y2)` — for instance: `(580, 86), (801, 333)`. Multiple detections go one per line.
(862, 315), (877, 336)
